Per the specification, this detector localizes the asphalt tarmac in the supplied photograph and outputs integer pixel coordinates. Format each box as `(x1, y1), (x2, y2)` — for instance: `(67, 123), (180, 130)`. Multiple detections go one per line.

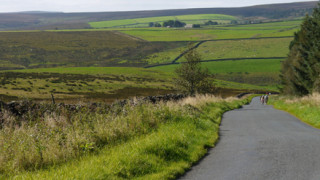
(179, 97), (320, 180)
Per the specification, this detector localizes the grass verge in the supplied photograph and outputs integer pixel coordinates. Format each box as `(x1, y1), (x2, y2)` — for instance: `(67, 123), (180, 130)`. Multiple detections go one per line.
(270, 94), (320, 129)
(2, 95), (253, 179)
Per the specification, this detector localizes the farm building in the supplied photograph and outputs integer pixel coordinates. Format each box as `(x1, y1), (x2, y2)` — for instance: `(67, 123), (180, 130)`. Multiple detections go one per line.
(185, 24), (193, 28)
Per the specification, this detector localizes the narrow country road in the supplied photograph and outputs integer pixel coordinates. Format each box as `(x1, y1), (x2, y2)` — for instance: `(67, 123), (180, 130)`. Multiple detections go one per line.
(180, 97), (320, 180)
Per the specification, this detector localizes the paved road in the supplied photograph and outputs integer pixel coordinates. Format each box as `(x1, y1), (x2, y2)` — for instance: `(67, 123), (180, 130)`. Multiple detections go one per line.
(180, 97), (320, 180)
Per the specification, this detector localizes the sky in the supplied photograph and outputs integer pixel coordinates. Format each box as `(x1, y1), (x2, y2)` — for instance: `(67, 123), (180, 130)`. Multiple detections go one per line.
(0, 0), (316, 13)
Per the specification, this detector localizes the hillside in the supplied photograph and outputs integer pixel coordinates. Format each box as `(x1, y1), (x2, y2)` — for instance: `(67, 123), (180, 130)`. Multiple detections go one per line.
(0, 31), (186, 69)
(0, 1), (317, 30)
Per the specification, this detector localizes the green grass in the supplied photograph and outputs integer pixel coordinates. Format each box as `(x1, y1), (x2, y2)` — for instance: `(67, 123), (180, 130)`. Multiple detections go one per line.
(118, 24), (298, 41)
(214, 79), (278, 92)
(0, 67), (175, 102)
(89, 14), (237, 28)
(142, 46), (186, 64)
(144, 37), (291, 65)
(195, 38), (291, 61)
(270, 95), (320, 129)
(1, 65), (276, 102)
(151, 58), (282, 87)
(151, 58), (282, 73)
(3, 95), (252, 179)
(11, 67), (169, 77)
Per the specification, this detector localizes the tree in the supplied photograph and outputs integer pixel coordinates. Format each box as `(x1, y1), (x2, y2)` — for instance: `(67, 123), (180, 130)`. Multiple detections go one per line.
(280, 3), (320, 95)
(192, 24), (201, 28)
(163, 20), (186, 27)
(154, 22), (162, 27)
(174, 46), (215, 95)
(230, 20), (238, 24)
(149, 22), (154, 27)
(205, 20), (218, 25)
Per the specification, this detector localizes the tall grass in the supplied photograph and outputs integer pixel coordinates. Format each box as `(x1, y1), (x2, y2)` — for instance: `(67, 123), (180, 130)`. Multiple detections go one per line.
(0, 95), (252, 179)
(270, 93), (320, 128)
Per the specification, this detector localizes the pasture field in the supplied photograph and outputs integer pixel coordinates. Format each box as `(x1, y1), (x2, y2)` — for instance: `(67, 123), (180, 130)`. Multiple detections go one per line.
(214, 20), (302, 29)
(193, 38), (291, 61)
(143, 37), (291, 65)
(151, 58), (282, 74)
(114, 20), (300, 42)
(89, 14), (237, 28)
(119, 27), (297, 41)
(151, 58), (283, 88)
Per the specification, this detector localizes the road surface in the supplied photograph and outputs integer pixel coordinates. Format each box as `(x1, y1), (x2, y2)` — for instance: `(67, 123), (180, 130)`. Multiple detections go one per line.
(180, 97), (320, 180)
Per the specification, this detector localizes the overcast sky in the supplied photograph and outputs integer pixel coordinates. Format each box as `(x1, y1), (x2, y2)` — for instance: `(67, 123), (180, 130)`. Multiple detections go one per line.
(0, 0), (316, 13)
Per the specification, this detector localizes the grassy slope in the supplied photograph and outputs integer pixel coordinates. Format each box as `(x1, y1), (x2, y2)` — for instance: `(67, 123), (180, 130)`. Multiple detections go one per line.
(89, 14), (237, 28)
(5, 96), (253, 179)
(0, 67), (174, 101)
(11, 67), (168, 76)
(152, 58), (282, 73)
(1, 66), (276, 103)
(118, 20), (299, 41)
(0, 31), (186, 68)
(195, 38), (291, 61)
(0, 20), (298, 101)
(151, 58), (282, 88)
(270, 94), (320, 129)
(143, 37), (291, 65)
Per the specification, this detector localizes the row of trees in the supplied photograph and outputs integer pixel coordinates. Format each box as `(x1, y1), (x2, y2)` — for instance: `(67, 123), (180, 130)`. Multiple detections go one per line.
(280, 3), (320, 95)
(149, 20), (186, 27)
(149, 20), (241, 28)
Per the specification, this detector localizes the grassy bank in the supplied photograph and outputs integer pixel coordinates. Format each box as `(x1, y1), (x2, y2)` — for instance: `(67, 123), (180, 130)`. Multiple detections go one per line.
(270, 94), (320, 129)
(1, 95), (253, 179)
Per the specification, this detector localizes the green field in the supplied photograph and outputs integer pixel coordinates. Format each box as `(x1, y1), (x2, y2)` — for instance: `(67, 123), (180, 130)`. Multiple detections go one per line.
(151, 58), (282, 73)
(114, 20), (300, 42)
(143, 37), (291, 65)
(151, 58), (283, 88)
(194, 38), (291, 61)
(119, 27), (297, 41)
(89, 14), (237, 28)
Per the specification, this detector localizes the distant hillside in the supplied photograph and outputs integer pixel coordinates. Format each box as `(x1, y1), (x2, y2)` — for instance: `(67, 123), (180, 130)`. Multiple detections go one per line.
(0, 31), (186, 69)
(0, 1), (317, 30)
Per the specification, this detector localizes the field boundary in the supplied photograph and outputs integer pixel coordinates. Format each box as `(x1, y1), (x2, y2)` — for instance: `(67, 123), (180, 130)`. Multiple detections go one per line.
(152, 36), (294, 43)
(164, 36), (293, 65)
(145, 57), (286, 68)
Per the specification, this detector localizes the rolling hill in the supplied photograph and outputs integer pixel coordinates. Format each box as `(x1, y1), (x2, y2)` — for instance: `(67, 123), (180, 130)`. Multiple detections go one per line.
(0, 1), (317, 30)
